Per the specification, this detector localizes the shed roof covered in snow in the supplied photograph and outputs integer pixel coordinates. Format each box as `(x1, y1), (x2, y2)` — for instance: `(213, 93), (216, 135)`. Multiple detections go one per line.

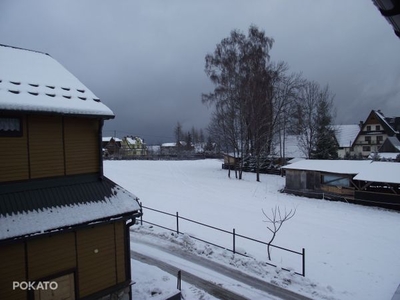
(282, 159), (372, 174)
(353, 162), (400, 184)
(0, 44), (114, 118)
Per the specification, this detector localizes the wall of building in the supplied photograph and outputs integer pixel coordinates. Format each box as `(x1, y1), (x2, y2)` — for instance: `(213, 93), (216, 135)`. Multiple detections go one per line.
(0, 221), (127, 300)
(0, 114), (100, 183)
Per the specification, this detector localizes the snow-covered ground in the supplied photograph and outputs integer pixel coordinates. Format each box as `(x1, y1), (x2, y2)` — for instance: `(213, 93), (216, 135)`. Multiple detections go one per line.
(104, 159), (400, 300)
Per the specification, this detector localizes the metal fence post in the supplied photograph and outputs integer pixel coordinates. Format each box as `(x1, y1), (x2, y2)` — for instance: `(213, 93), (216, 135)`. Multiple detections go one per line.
(177, 270), (182, 291)
(302, 248), (306, 277)
(176, 212), (179, 234)
(233, 228), (236, 254)
(139, 202), (143, 226)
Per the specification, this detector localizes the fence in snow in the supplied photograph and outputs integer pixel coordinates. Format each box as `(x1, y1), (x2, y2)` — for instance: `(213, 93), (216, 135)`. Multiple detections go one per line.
(138, 203), (306, 277)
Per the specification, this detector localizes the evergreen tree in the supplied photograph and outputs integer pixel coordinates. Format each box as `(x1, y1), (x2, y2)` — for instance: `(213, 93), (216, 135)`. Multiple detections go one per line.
(311, 93), (338, 159)
(174, 122), (183, 144)
(185, 131), (192, 150)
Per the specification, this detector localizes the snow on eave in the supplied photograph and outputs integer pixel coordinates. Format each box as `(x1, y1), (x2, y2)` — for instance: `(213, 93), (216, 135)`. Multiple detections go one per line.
(353, 161), (400, 184)
(0, 44), (114, 118)
(281, 159), (373, 174)
(103, 136), (122, 142)
(0, 186), (141, 241)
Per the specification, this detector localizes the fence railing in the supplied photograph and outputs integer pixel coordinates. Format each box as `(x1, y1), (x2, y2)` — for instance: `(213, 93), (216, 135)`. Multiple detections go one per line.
(137, 203), (306, 277)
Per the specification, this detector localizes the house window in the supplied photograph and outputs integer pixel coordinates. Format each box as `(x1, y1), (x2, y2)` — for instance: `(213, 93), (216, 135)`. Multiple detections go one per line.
(376, 125), (381, 131)
(0, 117), (22, 137)
(363, 146), (371, 151)
(365, 136), (371, 143)
(377, 136), (383, 143)
(366, 125), (371, 131)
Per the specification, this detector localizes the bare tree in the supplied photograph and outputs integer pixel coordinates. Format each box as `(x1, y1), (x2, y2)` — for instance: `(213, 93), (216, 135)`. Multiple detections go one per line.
(295, 81), (336, 159)
(202, 25), (275, 180)
(262, 206), (296, 260)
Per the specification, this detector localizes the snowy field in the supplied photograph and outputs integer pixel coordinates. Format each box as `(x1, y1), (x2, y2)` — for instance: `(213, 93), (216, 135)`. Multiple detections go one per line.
(104, 159), (400, 300)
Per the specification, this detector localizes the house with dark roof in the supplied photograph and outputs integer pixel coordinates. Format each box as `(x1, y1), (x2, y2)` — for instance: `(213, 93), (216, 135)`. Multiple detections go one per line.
(351, 110), (400, 158)
(0, 44), (142, 300)
(102, 136), (122, 158)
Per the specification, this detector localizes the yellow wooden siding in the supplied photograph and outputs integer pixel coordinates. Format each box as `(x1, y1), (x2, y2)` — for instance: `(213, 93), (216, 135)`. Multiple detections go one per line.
(114, 221), (126, 283)
(77, 224), (117, 298)
(64, 118), (99, 175)
(28, 116), (64, 179)
(0, 115), (29, 182)
(0, 242), (27, 300)
(27, 233), (76, 280)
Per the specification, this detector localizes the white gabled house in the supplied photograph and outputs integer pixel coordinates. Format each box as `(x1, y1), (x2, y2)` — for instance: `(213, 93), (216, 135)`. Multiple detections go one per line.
(351, 110), (400, 158)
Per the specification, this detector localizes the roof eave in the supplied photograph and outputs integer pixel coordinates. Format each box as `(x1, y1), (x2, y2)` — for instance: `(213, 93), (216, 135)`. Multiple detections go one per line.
(0, 210), (141, 245)
(0, 109), (115, 120)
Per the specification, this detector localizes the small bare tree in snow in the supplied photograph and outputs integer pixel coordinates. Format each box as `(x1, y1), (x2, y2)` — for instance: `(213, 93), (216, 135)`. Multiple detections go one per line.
(262, 206), (296, 260)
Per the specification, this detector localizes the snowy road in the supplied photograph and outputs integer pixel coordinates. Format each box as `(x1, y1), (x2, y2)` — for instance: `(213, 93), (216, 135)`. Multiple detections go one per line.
(131, 233), (312, 300)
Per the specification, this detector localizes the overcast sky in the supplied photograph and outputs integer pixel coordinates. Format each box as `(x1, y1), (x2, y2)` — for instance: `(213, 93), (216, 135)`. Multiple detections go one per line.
(1, 1), (399, 144)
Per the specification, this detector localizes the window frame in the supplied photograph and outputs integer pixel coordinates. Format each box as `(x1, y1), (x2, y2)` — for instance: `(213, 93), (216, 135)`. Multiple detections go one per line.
(0, 116), (23, 137)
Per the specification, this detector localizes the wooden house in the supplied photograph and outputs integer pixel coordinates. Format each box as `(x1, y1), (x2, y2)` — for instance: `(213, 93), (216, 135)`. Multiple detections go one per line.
(102, 136), (122, 158)
(121, 136), (147, 157)
(0, 45), (142, 300)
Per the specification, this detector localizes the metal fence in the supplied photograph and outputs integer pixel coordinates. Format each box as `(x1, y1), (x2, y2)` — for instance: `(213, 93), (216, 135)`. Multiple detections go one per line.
(138, 203), (306, 277)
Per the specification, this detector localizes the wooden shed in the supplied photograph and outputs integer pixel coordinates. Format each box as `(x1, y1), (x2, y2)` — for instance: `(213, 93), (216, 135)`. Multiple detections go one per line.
(0, 44), (142, 300)
(282, 160), (372, 199)
(282, 159), (400, 210)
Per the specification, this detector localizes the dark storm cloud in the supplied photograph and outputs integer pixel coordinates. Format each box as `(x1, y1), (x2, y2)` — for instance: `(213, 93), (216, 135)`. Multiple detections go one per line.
(1, 0), (399, 144)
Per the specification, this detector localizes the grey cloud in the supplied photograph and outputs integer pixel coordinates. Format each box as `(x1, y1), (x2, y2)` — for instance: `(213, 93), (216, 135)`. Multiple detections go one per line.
(1, 0), (399, 144)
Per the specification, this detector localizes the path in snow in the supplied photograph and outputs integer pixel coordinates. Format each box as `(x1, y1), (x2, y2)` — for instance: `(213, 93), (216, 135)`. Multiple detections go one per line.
(131, 235), (312, 300)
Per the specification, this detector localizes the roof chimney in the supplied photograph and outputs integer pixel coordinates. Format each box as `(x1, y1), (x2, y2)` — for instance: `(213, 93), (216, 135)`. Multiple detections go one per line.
(359, 121), (364, 129)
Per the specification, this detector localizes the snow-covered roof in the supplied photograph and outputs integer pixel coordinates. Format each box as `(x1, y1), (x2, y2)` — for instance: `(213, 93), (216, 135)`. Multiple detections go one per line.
(162, 143), (176, 147)
(125, 137), (144, 145)
(385, 136), (400, 151)
(283, 159), (400, 184)
(375, 110), (398, 134)
(333, 125), (360, 147)
(0, 176), (140, 240)
(282, 159), (372, 174)
(283, 135), (305, 158)
(0, 45), (114, 118)
(103, 136), (122, 142)
(354, 162), (400, 184)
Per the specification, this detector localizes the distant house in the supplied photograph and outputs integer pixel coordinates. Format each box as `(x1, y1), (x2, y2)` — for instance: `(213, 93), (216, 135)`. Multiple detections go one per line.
(160, 141), (193, 156)
(282, 159), (400, 210)
(0, 44), (141, 300)
(332, 125), (360, 158)
(121, 136), (147, 157)
(102, 136), (122, 158)
(274, 135), (305, 161)
(351, 110), (400, 158)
